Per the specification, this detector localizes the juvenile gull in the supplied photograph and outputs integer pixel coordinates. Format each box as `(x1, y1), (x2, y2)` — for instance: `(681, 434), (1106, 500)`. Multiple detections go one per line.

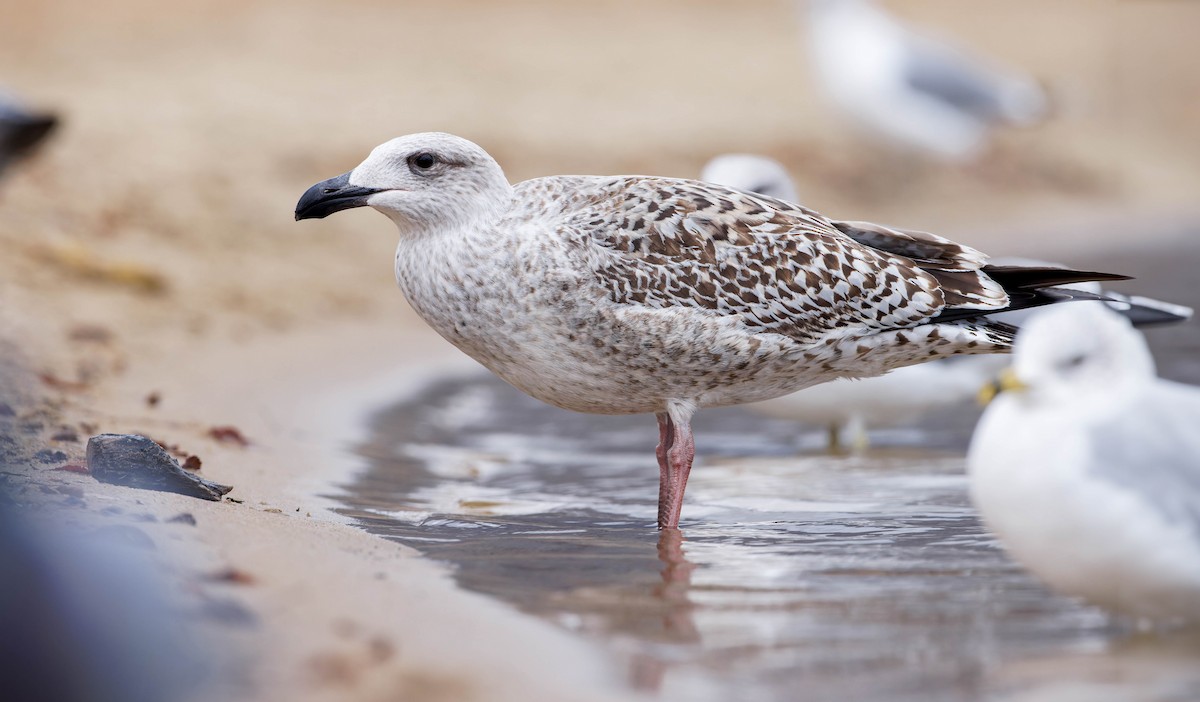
(701, 158), (1192, 450)
(805, 0), (1047, 160)
(969, 305), (1200, 622)
(295, 132), (1125, 529)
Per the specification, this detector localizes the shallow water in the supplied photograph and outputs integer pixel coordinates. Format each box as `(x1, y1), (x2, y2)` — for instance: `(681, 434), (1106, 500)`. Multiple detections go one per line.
(335, 240), (1200, 701)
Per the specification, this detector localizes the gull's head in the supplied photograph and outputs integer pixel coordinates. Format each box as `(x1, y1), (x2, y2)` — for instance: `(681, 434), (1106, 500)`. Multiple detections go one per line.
(991, 304), (1156, 408)
(699, 154), (799, 203)
(295, 132), (512, 232)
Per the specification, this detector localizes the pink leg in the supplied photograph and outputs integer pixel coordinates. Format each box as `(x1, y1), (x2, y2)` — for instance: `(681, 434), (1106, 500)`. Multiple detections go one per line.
(655, 404), (696, 530)
(655, 412), (675, 529)
(663, 419), (695, 529)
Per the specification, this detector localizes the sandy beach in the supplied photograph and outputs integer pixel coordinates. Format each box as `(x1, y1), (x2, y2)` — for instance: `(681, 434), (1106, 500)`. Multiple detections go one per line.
(2, 0), (1199, 699)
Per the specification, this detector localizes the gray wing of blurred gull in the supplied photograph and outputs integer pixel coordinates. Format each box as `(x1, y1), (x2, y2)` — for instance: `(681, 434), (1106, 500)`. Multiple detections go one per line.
(1088, 382), (1200, 534)
(0, 89), (58, 176)
(1100, 292), (1194, 328)
(902, 32), (1047, 126)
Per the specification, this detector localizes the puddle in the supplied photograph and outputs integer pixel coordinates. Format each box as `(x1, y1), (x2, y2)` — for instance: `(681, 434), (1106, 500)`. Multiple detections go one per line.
(334, 239), (1200, 702)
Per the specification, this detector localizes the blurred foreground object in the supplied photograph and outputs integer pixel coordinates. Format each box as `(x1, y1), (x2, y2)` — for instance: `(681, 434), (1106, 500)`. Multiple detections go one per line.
(0, 506), (210, 702)
(804, 0), (1047, 161)
(0, 89), (57, 177)
(701, 155), (1192, 452)
(969, 304), (1200, 623)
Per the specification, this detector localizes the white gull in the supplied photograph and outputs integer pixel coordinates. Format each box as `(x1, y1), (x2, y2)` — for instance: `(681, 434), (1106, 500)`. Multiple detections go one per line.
(805, 0), (1047, 161)
(699, 155), (799, 204)
(969, 304), (1200, 623)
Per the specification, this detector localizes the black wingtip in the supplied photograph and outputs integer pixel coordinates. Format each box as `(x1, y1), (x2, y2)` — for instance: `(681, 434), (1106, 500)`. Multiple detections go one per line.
(980, 266), (1133, 289)
(933, 266), (1136, 324)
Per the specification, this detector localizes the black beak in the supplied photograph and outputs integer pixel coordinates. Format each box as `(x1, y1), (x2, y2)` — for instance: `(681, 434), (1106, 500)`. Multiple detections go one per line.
(294, 172), (382, 221)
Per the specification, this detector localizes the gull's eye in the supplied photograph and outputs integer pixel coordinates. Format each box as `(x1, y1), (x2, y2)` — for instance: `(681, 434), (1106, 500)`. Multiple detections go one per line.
(1060, 353), (1088, 370)
(409, 152), (437, 172)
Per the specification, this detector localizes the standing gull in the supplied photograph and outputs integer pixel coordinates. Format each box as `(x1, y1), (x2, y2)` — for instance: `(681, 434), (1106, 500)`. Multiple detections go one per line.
(805, 0), (1047, 160)
(701, 156), (1192, 450)
(295, 132), (1125, 529)
(969, 304), (1200, 622)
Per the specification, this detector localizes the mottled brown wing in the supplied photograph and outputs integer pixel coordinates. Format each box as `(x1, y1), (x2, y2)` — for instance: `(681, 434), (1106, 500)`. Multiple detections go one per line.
(830, 220), (1003, 310)
(831, 220), (985, 266)
(567, 176), (1001, 344)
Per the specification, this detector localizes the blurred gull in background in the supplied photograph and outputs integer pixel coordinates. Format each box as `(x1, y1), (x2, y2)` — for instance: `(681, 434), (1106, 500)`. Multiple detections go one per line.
(804, 0), (1047, 161)
(0, 88), (57, 178)
(702, 154), (1193, 451)
(969, 304), (1200, 623)
(699, 155), (799, 203)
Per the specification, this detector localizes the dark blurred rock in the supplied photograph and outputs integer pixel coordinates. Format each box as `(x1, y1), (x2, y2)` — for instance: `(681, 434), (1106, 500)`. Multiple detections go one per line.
(86, 434), (232, 501)
(34, 448), (67, 464)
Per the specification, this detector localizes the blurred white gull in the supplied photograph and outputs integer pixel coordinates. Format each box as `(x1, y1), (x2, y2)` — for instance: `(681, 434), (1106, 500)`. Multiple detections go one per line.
(700, 155), (799, 203)
(0, 89), (57, 178)
(969, 304), (1200, 623)
(702, 154), (1193, 451)
(804, 0), (1047, 161)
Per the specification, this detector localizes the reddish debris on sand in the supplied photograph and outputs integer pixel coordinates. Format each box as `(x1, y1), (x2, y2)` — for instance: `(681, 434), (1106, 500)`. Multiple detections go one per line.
(38, 373), (90, 392)
(207, 426), (250, 447)
(146, 391), (161, 408)
(152, 438), (179, 453)
(67, 324), (114, 344)
(208, 568), (256, 585)
(53, 463), (89, 474)
(153, 438), (205, 470)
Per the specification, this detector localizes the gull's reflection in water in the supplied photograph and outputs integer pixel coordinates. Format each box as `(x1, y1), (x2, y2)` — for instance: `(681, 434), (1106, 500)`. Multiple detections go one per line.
(630, 528), (700, 692)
